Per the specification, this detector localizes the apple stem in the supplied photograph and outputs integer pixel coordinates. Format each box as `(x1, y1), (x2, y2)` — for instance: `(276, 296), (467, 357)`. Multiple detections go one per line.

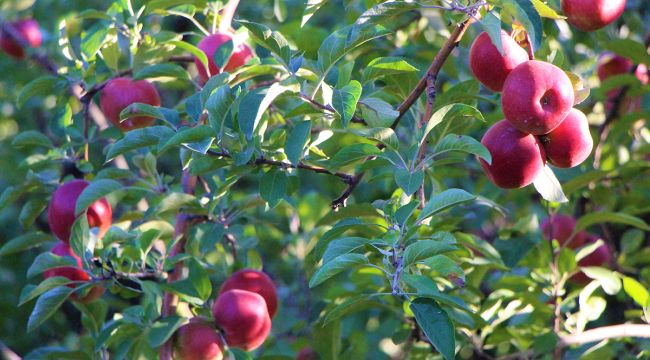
(219, 0), (241, 33)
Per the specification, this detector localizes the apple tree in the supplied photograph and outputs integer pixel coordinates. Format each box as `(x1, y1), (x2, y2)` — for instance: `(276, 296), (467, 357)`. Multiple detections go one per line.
(1, 0), (650, 359)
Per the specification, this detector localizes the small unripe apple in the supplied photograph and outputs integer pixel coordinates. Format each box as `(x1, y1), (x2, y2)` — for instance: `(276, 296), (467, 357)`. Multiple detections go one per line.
(194, 32), (254, 83)
(220, 269), (278, 318)
(480, 120), (546, 189)
(0, 19), (42, 59)
(502, 60), (574, 135)
(176, 320), (224, 360)
(43, 241), (104, 303)
(212, 289), (271, 351)
(541, 214), (586, 248)
(469, 30), (529, 92)
(48, 179), (112, 244)
(99, 77), (161, 131)
(562, 0), (626, 32)
(541, 108), (593, 168)
(572, 234), (612, 284)
(296, 347), (318, 360)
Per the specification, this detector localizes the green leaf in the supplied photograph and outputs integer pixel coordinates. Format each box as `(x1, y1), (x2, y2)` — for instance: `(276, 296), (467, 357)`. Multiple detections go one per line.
(159, 125), (215, 154)
(362, 57), (418, 82)
(581, 267), (621, 295)
(133, 63), (190, 81)
(81, 25), (109, 59)
(417, 189), (475, 223)
(622, 276), (649, 308)
(395, 201), (419, 226)
(315, 23), (389, 94)
(238, 83), (294, 140)
(603, 39), (650, 66)
(11, 130), (54, 148)
(395, 169), (424, 196)
(332, 80), (362, 127)
(19, 199), (47, 229)
(205, 85), (234, 136)
(358, 98), (399, 128)
(322, 294), (384, 326)
(0, 232), (53, 256)
(147, 315), (185, 348)
(349, 127), (399, 150)
(19, 277), (73, 306)
(75, 179), (120, 216)
(237, 20), (292, 70)
(309, 253), (367, 288)
(575, 212), (650, 232)
(403, 240), (457, 267)
(322, 237), (368, 263)
(106, 126), (175, 161)
(150, 193), (199, 215)
(259, 170), (288, 208)
(532, 165), (569, 203)
(500, 0), (542, 52)
(433, 134), (491, 164)
(481, 12), (503, 55)
(27, 286), (75, 332)
(213, 39), (233, 70)
(118, 103), (166, 123)
(420, 104), (483, 148)
(18, 76), (68, 108)
(330, 143), (381, 168)
(531, 0), (564, 19)
(169, 40), (209, 74)
(285, 120), (312, 165)
(302, 0), (328, 26)
(410, 298), (456, 360)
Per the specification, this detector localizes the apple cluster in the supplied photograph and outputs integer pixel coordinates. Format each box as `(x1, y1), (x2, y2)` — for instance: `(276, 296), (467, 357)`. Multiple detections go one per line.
(44, 180), (113, 302)
(470, 30), (593, 189)
(542, 214), (612, 283)
(175, 269), (277, 359)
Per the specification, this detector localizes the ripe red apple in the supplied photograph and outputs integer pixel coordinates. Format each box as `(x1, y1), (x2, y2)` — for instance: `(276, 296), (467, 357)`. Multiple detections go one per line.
(0, 19), (42, 59)
(194, 32), (254, 83)
(541, 214), (586, 248)
(562, 0), (626, 32)
(572, 234), (612, 284)
(212, 289), (271, 351)
(99, 77), (161, 131)
(220, 269), (278, 318)
(43, 241), (104, 303)
(296, 347), (318, 360)
(469, 30), (529, 92)
(176, 320), (223, 360)
(597, 53), (649, 113)
(480, 120), (546, 189)
(48, 179), (112, 243)
(502, 60), (575, 135)
(541, 108), (593, 168)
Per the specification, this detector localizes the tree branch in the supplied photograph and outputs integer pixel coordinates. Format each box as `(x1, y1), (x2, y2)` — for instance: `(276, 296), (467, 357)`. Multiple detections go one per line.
(160, 172), (197, 360)
(559, 324), (650, 346)
(218, 0), (240, 33)
(331, 172), (364, 210)
(390, 12), (476, 130)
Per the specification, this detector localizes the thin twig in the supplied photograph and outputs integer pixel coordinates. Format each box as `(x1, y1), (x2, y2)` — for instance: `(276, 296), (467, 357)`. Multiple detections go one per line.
(331, 173), (364, 210)
(219, 0), (241, 33)
(390, 12), (476, 130)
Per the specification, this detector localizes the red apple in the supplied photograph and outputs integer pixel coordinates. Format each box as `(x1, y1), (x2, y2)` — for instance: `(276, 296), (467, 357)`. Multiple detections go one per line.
(176, 320), (223, 360)
(220, 269), (278, 318)
(296, 347), (318, 360)
(572, 234), (612, 284)
(469, 30), (529, 92)
(43, 241), (104, 303)
(0, 19), (42, 59)
(480, 120), (546, 189)
(562, 0), (626, 32)
(99, 77), (161, 131)
(541, 108), (593, 168)
(541, 214), (586, 248)
(597, 53), (648, 113)
(212, 289), (271, 351)
(502, 60), (575, 135)
(194, 32), (254, 83)
(48, 179), (112, 244)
